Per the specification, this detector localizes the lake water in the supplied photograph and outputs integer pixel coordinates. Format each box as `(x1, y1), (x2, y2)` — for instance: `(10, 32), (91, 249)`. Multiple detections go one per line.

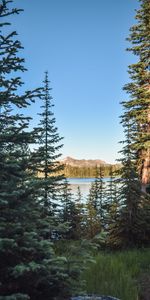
(68, 177), (110, 199)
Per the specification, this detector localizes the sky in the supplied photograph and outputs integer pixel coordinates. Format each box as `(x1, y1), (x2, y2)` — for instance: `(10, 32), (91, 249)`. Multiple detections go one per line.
(11, 0), (139, 163)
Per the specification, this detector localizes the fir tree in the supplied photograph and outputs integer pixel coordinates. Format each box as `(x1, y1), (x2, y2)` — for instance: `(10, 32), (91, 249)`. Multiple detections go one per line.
(85, 197), (101, 239)
(0, 2), (83, 299)
(85, 167), (106, 238)
(60, 179), (79, 240)
(86, 166), (106, 231)
(73, 186), (85, 239)
(123, 0), (150, 193)
(109, 0), (150, 248)
(32, 71), (64, 216)
(97, 166), (106, 225)
(105, 165), (119, 230)
(107, 0), (150, 249)
(108, 115), (150, 248)
(106, 166), (117, 204)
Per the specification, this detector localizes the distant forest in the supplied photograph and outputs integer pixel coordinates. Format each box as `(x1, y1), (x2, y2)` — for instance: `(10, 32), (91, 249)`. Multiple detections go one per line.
(1, 1), (149, 299)
(63, 164), (121, 178)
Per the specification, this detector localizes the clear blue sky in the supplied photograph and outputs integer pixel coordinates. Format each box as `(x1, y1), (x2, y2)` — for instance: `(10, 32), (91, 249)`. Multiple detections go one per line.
(12, 0), (139, 163)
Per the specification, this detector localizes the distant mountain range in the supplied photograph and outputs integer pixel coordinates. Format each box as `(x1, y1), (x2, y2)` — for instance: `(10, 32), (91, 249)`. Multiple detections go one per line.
(61, 156), (109, 168)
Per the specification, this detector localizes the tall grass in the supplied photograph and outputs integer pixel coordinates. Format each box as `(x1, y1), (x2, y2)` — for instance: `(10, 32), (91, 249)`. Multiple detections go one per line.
(82, 249), (150, 300)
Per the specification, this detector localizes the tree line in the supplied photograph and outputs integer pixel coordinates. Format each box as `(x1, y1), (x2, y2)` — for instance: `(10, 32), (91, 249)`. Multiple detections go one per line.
(0, 0), (150, 299)
(62, 164), (121, 178)
(38, 163), (121, 178)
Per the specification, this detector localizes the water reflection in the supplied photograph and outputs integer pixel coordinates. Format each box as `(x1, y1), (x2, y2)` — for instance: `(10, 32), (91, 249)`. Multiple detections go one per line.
(68, 178), (110, 199)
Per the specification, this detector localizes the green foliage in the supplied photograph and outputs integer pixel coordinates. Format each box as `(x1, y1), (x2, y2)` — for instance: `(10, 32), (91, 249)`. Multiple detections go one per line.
(107, 0), (150, 249)
(0, 1), (53, 297)
(85, 167), (106, 238)
(1, 1), (149, 299)
(63, 164), (121, 178)
(60, 179), (78, 239)
(122, 0), (150, 188)
(60, 182), (85, 240)
(105, 167), (119, 231)
(74, 187), (85, 238)
(107, 117), (150, 248)
(32, 71), (64, 216)
(0, 2), (91, 299)
(55, 239), (97, 297)
(82, 249), (150, 300)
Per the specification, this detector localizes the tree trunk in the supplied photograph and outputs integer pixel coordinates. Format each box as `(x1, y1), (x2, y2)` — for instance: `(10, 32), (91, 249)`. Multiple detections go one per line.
(141, 86), (150, 193)
(141, 149), (150, 193)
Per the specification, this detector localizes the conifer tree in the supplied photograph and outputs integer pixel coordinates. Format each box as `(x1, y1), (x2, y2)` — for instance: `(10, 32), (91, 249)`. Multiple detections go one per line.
(106, 165), (117, 204)
(0, 2), (84, 299)
(123, 0), (150, 193)
(108, 115), (150, 248)
(60, 179), (79, 240)
(0, 2), (48, 298)
(104, 166), (119, 230)
(85, 167), (106, 238)
(73, 186), (85, 239)
(107, 0), (150, 249)
(97, 166), (106, 225)
(32, 72), (64, 216)
(87, 166), (106, 229)
(85, 197), (101, 239)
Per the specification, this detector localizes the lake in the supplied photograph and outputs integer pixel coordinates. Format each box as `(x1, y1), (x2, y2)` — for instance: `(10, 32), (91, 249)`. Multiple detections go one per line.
(68, 177), (110, 199)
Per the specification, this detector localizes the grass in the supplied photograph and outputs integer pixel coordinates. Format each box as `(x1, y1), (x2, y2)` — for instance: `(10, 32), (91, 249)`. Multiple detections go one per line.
(82, 248), (150, 300)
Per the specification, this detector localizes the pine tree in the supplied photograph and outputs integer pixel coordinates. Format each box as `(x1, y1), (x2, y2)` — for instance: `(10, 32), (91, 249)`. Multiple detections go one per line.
(0, 2), (81, 299)
(97, 166), (106, 226)
(0, 2), (47, 298)
(85, 197), (101, 239)
(89, 166), (106, 227)
(32, 71), (64, 216)
(60, 179), (78, 240)
(85, 167), (106, 238)
(72, 186), (85, 239)
(105, 166), (119, 230)
(108, 0), (150, 248)
(106, 166), (116, 204)
(123, 0), (150, 193)
(108, 115), (150, 248)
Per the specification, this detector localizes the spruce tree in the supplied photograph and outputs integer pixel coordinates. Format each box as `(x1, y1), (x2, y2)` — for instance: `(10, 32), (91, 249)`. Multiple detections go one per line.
(109, 0), (150, 248)
(74, 186), (85, 239)
(60, 179), (79, 240)
(105, 166), (119, 230)
(97, 166), (106, 226)
(85, 167), (106, 238)
(85, 196), (101, 239)
(108, 115), (150, 248)
(0, 2), (47, 298)
(107, 0), (150, 249)
(32, 71), (64, 217)
(0, 2), (81, 299)
(123, 0), (150, 193)
(87, 166), (106, 230)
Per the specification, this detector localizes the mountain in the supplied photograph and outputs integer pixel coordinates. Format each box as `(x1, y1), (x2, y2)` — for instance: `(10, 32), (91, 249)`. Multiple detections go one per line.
(61, 156), (108, 168)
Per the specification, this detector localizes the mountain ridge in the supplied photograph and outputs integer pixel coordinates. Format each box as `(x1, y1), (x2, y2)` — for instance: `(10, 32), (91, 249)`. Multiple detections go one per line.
(61, 156), (109, 168)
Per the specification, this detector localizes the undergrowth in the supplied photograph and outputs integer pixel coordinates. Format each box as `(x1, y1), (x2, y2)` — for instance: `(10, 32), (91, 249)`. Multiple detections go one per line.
(82, 248), (150, 300)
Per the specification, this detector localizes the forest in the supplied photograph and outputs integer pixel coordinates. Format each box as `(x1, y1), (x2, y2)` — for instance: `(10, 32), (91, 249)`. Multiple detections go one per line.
(62, 164), (121, 178)
(0, 1), (150, 300)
